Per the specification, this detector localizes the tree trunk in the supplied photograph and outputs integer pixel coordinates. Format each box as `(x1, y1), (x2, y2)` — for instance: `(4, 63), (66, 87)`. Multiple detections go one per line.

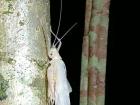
(0, 0), (50, 105)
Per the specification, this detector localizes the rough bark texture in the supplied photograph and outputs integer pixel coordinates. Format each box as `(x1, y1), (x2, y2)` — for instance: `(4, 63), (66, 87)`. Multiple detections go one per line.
(0, 0), (50, 105)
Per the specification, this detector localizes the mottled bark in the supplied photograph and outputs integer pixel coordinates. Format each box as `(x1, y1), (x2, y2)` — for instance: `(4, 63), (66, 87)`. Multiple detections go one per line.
(0, 0), (50, 105)
(80, 0), (110, 105)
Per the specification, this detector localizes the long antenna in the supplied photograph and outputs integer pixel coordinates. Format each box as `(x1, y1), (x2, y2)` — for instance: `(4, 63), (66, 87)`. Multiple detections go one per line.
(54, 23), (78, 46)
(52, 0), (63, 45)
(50, 27), (61, 45)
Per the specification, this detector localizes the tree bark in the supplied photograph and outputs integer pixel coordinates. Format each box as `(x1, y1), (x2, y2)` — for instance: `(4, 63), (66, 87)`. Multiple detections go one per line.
(0, 0), (50, 105)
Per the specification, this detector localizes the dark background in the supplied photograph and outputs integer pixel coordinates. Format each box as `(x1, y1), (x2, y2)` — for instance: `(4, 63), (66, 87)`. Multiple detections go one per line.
(50, 0), (116, 105)
(105, 0), (135, 105)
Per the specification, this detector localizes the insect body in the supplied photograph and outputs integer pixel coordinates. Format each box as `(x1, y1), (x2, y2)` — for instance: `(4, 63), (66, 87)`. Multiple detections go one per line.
(45, 0), (77, 105)
(47, 22), (77, 105)
(47, 46), (72, 105)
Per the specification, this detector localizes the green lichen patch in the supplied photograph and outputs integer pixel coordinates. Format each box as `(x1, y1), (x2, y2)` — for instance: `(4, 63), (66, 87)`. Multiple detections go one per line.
(31, 77), (44, 88)
(0, 52), (6, 56)
(5, 0), (12, 2)
(19, 20), (24, 26)
(30, 77), (46, 103)
(2, 3), (14, 15)
(17, 12), (20, 16)
(89, 55), (106, 72)
(36, 60), (46, 70)
(2, 11), (13, 14)
(31, 59), (47, 70)
(8, 3), (13, 11)
(0, 52), (6, 60)
(7, 58), (16, 64)
(0, 74), (9, 101)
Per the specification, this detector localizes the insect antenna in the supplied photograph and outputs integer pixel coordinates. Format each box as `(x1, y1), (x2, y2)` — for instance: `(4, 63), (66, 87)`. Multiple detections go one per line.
(50, 27), (62, 49)
(54, 23), (78, 47)
(52, 0), (63, 46)
(51, 0), (78, 51)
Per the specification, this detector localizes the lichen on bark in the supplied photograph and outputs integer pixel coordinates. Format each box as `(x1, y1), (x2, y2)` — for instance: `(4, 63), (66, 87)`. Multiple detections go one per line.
(0, 0), (50, 105)
(0, 74), (9, 101)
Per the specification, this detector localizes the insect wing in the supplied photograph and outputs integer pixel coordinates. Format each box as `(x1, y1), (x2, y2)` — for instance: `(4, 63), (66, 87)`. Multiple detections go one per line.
(54, 60), (72, 105)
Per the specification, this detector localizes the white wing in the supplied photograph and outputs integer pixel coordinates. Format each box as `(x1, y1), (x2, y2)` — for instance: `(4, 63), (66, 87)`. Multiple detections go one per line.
(54, 59), (72, 105)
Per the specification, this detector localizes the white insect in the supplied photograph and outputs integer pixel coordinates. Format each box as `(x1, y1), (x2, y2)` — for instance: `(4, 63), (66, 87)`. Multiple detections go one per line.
(46, 0), (77, 105)
(47, 24), (77, 105)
